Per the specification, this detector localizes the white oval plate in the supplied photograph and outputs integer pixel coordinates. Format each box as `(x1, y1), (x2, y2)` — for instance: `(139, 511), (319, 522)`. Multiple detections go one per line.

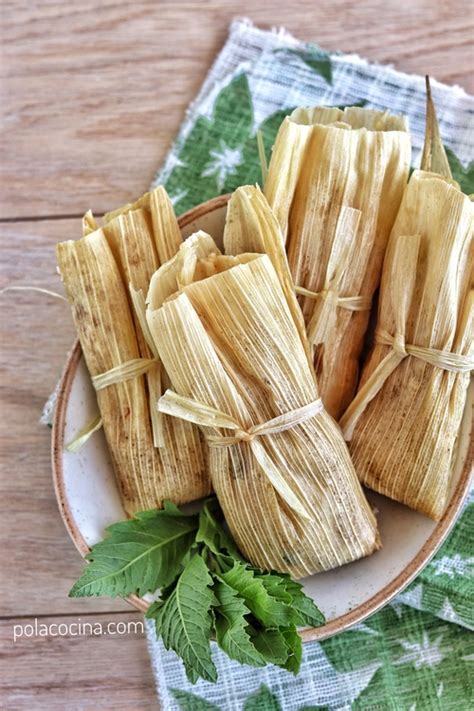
(52, 195), (473, 641)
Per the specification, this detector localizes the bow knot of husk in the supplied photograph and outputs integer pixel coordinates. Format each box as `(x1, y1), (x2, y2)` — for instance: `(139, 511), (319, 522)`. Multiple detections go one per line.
(157, 389), (325, 520)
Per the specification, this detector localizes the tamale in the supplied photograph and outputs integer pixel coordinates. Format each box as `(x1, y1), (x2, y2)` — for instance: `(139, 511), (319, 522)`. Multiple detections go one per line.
(146, 240), (379, 577)
(57, 231), (161, 514)
(264, 106), (411, 418)
(340, 170), (473, 520)
(101, 199), (209, 495)
(56, 187), (210, 515)
(102, 207), (163, 445)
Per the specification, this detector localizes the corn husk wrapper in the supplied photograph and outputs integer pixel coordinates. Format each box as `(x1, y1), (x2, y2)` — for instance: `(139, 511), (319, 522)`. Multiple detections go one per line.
(147, 241), (379, 577)
(223, 184), (314, 371)
(340, 170), (474, 520)
(102, 207), (164, 445)
(265, 107), (411, 418)
(104, 185), (182, 264)
(56, 187), (210, 515)
(57, 231), (160, 514)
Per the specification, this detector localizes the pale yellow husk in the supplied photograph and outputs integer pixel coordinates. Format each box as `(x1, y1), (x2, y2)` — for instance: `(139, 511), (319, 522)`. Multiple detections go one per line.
(146, 240), (379, 577)
(223, 184), (313, 371)
(341, 170), (474, 520)
(102, 207), (164, 446)
(56, 187), (210, 515)
(104, 185), (182, 263)
(264, 106), (412, 418)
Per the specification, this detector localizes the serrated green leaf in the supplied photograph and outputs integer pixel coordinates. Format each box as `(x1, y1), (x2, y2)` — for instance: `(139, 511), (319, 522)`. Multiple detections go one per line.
(249, 627), (290, 665)
(171, 688), (222, 711)
(145, 599), (163, 618)
(213, 579), (266, 668)
(257, 573), (293, 605)
(280, 625), (303, 674)
(69, 507), (198, 598)
(243, 684), (283, 711)
(278, 577), (325, 627)
(149, 554), (217, 683)
(446, 147), (474, 194)
(197, 499), (242, 559)
(221, 562), (295, 628)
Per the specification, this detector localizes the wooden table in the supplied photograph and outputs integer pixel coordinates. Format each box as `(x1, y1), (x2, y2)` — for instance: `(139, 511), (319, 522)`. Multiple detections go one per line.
(1, 2), (472, 708)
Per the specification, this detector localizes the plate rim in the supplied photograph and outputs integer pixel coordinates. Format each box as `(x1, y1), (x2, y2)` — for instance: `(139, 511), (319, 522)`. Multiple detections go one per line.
(52, 196), (474, 642)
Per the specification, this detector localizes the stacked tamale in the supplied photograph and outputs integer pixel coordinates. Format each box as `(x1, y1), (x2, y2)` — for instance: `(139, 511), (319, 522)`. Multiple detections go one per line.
(340, 156), (473, 519)
(337, 86), (473, 520)
(146, 192), (379, 578)
(265, 107), (412, 418)
(56, 187), (210, 515)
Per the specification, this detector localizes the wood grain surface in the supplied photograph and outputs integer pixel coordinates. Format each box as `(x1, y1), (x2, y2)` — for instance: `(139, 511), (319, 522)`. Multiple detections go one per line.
(1, 1), (472, 219)
(1, 2), (472, 709)
(0, 613), (156, 709)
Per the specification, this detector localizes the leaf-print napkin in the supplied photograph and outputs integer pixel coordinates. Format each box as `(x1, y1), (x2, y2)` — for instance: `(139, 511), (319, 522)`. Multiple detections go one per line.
(144, 18), (474, 711)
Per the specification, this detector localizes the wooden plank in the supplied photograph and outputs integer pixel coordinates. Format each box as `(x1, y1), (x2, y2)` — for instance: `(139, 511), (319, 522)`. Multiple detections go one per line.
(1, 612), (157, 709)
(0, 217), (130, 616)
(1, 1), (473, 219)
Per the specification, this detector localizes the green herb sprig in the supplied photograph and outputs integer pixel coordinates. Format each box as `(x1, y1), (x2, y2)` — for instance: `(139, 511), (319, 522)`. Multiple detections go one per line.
(69, 498), (325, 683)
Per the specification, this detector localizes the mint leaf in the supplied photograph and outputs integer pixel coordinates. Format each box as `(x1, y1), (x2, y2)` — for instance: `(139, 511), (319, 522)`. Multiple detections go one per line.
(171, 689), (222, 711)
(280, 625), (303, 674)
(197, 499), (242, 559)
(69, 503), (198, 597)
(70, 497), (325, 683)
(279, 577), (325, 627)
(213, 580), (265, 668)
(148, 554), (217, 683)
(253, 572), (324, 627)
(249, 627), (290, 665)
(221, 562), (295, 628)
(257, 573), (293, 605)
(243, 685), (283, 711)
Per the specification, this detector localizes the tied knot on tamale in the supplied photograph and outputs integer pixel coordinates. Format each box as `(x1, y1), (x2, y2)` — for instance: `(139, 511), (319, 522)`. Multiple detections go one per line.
(386, 331), (409, 358)
(158, 390), (324, 520)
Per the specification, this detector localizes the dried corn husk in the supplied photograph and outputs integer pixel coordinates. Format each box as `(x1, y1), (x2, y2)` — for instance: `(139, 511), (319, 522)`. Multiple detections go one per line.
(104, 186), (182, 264)
(56, 187), (210, 515)
(101, 203), (209, 506)
(340, 170), (474, 520)
(146, 244), (379, 577)
(102, 207), (164, 445)
(223, 184), (313, 370)
(57, 230), (162, 514)
(265, 106), (411, 418)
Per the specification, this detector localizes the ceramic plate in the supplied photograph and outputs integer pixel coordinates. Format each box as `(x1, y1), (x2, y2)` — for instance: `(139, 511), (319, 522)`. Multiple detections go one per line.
(52, 195), (473, 641)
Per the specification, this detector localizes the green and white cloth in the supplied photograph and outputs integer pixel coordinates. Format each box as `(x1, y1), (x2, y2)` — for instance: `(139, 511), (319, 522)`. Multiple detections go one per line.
(143, 18), (474, 710)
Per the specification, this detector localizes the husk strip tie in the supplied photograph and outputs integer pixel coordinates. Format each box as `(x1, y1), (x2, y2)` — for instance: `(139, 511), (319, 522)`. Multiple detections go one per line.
(340, 233), (474, 441)
(158, 389), (324, 520)
(296, 207), (372, 350)
(91, 357), (159, 391)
